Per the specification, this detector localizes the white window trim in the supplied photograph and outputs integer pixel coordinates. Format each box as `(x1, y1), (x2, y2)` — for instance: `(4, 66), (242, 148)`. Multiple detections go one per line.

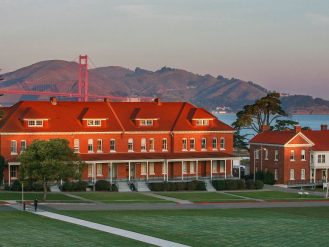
(290, 169), (295, 180)
(87, 119), (102, 127)
(182, 138), (188, 151)
(141, 138), (147, 152)
(301, 169), (305, 180)
(88, 139), (94, 153)
(141, 163), (147, 175)
(149, 163), (155, 175)
(96, 164), (103, 176)
(274, 150), (279, 161)
(212, 137), (218, 151)
(20, 140), (27, 154)
(201, 138), (207, 151)
(190, 138), (196, 151)
(110, 139), (116, 152)
(290, 150), (295, 161)
(149, 138), (155, 152)
(190, 162), (196, 174)
(10, 140), (17, 155)
(220, 138), (225, 150)
(96, 139), (103, 153)
(162, 138), (168, 152)
(128, 138), (134, 152)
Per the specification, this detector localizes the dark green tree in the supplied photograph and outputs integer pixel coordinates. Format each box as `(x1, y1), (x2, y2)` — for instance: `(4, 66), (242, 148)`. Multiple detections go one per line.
(233, 92), (287, 134)
(0, 156), (6, 185)
(272, 119), (299, 131)
(19, 139), (83, 200)
(233, 130), (249, 150)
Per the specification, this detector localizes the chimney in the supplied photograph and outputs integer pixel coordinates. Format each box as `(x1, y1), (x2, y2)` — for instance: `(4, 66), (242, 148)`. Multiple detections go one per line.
(104, 98), (110, 103)
(321, 124), (328, 131)
(154, 98), (161, 105)
(50, 97), (57, 105)
(294, 125), (301, 133)
(260, 125), (270, 132)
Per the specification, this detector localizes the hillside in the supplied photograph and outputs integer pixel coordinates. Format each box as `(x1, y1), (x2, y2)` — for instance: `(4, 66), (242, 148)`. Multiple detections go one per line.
(1, 60), (329, 114)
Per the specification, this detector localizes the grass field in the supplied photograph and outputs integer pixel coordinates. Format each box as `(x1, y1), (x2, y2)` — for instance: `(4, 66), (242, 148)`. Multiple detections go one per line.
(61, 207), (329, 247)
(0, 211), (149, 247)
(156, 192), (248, 202)
(230, 191), (324, 201)
(71, 192), (169, 203)
(0, 192), (80, 202)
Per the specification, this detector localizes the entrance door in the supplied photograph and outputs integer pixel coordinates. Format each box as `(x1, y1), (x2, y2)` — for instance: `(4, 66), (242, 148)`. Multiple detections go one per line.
(110, 164), (117, 179)
(130, 164), (135, 179)
(201, 161), (207, 177)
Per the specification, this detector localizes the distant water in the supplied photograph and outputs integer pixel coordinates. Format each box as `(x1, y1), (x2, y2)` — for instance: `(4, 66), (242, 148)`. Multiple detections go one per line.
(217, 114), (329, 135)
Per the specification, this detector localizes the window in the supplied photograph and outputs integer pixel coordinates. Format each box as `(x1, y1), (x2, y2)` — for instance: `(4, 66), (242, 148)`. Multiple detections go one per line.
(10, 140), (17, 154)
(301, 169), (305, 180)
(311, 154), (314, 164)
(220, 138), (225, 150)
(255, 150), (260, 159)
(190, 161), (196, 174)
(87, 119), (101, 126)
(97, 139), (103, 152)
(88, 139), (93, 152)
(318, 154), (326, 163)
(182, 161), (187, 174)
(301, 150), (306, 161)
(274, 150), (279, 161)
(140, 119), (153, 126)
(162, 138), (167, 151)
(212, 137), (218, 150)
(290, 150), (295, 161)
(149, 162), (155, 175)
(73, 139), (79, 153)
(322, 170), (327, 179)
(128, 138), (134, 152)
(28, 120), (43, 127)
(149, 138), (155, 151)
(110, 139), (116, 152)
(88, 164), (93, 177)
(219, 160), (225, 173)
(265, 149), (268, 160)
(190, 138), (196, 150)
(141, 163), (147, 175)
(141, 138), (146, 152)
(290, 169), (295, 180)
(162, 162), (167, 174)
(96, 164), (103, 176)
(182, 138), (187, 151)
(196, 119), (209, 126)
(212, 160), (218, 173)
(201, 138), (207, 150)
(274, 169), (278, 181)
(20, 140), (27, 153)
(10, 166), (17, 178)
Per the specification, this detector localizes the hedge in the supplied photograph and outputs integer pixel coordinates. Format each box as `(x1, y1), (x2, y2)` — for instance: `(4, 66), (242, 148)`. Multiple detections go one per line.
(5, 180), (49, 192)
(212, 179), (263, 190)
(61, 181), (88, 192)
(94, 180), (118, 192)
(148, 180), (206, 191)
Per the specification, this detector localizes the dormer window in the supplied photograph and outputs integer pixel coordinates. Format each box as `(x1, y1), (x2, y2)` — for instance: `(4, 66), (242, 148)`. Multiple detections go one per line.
(28, 120), (44, 127)
(87, 119), (101, 126)
(196, 119), (209, 126)
(140, 119), (153, 126)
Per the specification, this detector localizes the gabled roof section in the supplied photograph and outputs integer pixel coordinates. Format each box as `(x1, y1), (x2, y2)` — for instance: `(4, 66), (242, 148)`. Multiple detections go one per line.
(133, 108), (160, 120)
(21, 107), (49, 120)
(80, 106), (109, 120)
(172, 102), (234, 132)
(250, 130), (314, 146)
(302, 130), (329, 151)
(191, 108), (215, 120)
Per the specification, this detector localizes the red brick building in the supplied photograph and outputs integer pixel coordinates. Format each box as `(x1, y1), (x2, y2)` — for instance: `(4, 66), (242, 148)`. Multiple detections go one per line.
(0, 98), (238, 186)
(250, 125), (329, 185)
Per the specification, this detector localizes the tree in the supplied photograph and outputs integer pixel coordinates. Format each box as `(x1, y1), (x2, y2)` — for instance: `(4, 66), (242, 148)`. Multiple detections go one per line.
(272, 119), (299, 131)
(19, 139), (83, 200)
(233, 92), (287, 134)
(233, 130), (248, 150)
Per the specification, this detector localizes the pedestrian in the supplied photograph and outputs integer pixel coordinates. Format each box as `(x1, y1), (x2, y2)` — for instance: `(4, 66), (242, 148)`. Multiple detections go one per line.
(34, 198), (38, 212)
(23, 201), (26, 211)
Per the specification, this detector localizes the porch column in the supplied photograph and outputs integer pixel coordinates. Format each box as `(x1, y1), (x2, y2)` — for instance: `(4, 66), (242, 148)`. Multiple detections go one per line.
(181, 161), (184, 181)
(166, 160), (169, 182)
(128, 162), (131, 182)
(224, 160), (227, 179)
(146, 162), (149, 181)
(196, 160), (199, 180)
(110, 162), (113, 185)
(93, 163), (96, 183)
(8, 163), (11, 186)
(314, 168), (316, 184)
(310, 168), (313, 183)
(163, 161), (165, 181)
(326, 168), (328, 183)
(231, 160), (233, 177)
(210, 160), (213, 180)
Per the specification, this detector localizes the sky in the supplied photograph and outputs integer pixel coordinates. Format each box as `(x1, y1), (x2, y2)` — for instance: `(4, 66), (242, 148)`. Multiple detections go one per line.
(0, 0), (329, 99)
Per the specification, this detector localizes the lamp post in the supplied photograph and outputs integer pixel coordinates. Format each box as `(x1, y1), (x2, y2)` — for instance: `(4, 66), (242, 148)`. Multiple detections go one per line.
(253, 147), (266, 181)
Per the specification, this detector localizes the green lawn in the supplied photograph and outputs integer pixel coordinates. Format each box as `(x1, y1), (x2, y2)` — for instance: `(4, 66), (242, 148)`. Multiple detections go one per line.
(0, 192), (80, 202)
(156, 192), (247, 202)
(0, 211), (149, 247)
(230, 191), (323, 201)
(61, 207), (329, 247)
(71, 192), (169, 203)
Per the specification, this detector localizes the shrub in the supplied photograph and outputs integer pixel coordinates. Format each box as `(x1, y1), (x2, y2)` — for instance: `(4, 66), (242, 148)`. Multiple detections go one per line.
(95, 180), (110, 191)
(176, 182), (187, 191)
(10, 180), (21, 191)
(148, 181), (205, 191)
(212, 180), (226, 190)
(255, 171), (275, 185)
(255, 180), (264, 189)
(195, 181), (206, 191)
(187, 181), (197, 191)
(236, 179), (246, 190)
(245, 179), (255, 190)
(61, 181), (87, 192)
(110, 183), (118, 192)
(225, 180), (238, 190)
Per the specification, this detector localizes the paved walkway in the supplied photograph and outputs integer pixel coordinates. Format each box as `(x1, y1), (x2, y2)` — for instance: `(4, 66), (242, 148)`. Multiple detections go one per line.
(141, 192), (193, 204)
(34, 210), (189, 247)
(265, 184), (328, 197)
(218, 191), (265, 202)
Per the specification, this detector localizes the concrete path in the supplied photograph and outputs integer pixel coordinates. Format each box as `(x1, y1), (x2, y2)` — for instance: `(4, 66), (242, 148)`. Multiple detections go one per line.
(141, 192), (193, 204)
(265, 184), (327, 197)
(34, 210), (189, 247)
(218, 191), (265, 202)
(43, 200), (329, 211)
(63, 193), (98, 203)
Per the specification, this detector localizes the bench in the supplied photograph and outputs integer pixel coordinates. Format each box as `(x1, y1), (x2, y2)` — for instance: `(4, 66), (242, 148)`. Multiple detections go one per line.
(323, 183), (328, 190)
(298, 191), (309, 197)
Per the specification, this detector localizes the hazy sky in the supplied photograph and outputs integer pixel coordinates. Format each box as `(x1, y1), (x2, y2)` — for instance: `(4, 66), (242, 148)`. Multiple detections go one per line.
(1, 0), (329, 99)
